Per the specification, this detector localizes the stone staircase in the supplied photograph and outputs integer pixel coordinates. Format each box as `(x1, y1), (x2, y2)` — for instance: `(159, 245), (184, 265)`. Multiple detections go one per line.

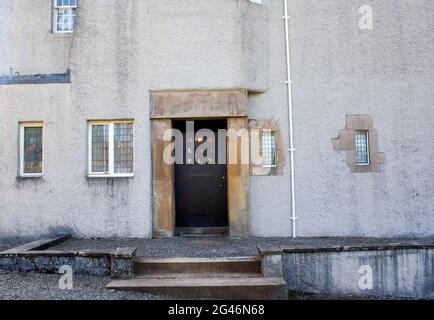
(106, 256), (288, 300)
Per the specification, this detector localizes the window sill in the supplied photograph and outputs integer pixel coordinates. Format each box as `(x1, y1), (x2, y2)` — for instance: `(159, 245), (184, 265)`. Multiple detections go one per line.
(47, 32), (74, 40)
(16, 175), (44, 181)
(19, 174), (43, 178)
(87, 174), (135, 179)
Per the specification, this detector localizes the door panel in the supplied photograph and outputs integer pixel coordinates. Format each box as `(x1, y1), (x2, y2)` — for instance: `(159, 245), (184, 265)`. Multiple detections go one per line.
(174, 120), (228, 228)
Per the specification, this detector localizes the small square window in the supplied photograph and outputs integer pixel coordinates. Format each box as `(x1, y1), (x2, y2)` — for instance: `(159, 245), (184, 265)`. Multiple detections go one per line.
(20, 123), (44, 177)
(355, 130), (370, 165)
(53, 0), (77, 33)
(88, 121), (134, 177)
(262, 130), (277, 167)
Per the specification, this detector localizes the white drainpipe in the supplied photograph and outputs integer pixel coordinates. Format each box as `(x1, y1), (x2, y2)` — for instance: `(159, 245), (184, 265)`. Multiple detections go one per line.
(283, 0), (298, 238)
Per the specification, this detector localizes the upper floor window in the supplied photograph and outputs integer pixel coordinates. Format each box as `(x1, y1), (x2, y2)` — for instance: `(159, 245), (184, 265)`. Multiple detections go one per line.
(53, 0), (77, 33)
(88, 121), (135, 177)
(355, 130), (370, 165)
(20, 122), (44, 177)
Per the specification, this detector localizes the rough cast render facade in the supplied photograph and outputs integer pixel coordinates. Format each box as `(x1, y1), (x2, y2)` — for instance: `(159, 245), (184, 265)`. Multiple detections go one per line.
(0, 0), (433, 238)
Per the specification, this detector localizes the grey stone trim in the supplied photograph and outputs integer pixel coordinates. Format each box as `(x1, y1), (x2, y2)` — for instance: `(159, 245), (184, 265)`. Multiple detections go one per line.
(1, 235), (70, 254)
(257, 247), (283, 278)
(0, 236), (136, 277)
(258, 240), (434, 255)
(0, 70), (71, 85)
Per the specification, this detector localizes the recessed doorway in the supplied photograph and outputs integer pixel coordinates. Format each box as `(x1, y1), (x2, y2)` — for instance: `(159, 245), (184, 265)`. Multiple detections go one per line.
(173, 120), (228, 235)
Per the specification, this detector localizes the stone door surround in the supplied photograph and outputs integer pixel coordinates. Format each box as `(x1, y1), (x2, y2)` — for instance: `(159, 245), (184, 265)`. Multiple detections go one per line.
(150, 89), (250, 238)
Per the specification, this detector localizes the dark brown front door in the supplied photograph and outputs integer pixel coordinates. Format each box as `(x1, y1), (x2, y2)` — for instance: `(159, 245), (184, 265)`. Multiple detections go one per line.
(174, 120), (228, 228)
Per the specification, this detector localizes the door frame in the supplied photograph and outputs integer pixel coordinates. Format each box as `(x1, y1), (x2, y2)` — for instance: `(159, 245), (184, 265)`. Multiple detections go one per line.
(150, 89), (250, 238)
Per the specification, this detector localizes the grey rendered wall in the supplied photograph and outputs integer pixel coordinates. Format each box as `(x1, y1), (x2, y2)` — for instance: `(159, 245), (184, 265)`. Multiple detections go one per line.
(0, 0), (13, 75)
(232, 0), (434, 238)
(0, 0), (72, 75)
(248, 0), (292, 237)
(0, 0), (274, 238)
(1, 0), (433, 238)
(288, 0), (434, 237)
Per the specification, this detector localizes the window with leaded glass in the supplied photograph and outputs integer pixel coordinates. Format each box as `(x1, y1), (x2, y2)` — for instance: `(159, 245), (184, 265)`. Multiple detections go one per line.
(20, 123), (43, 177)
(88, 121), (134, 177)
(53, 0), (77, 33)
(91, 124), (109, 173)
(262, 130), (277, 167)
(355, 130), (370, 165)
(114, 123), (134, 174)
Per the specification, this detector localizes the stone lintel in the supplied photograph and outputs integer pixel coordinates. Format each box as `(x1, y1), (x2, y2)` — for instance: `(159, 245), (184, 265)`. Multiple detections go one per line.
(151, 89), (248, 119)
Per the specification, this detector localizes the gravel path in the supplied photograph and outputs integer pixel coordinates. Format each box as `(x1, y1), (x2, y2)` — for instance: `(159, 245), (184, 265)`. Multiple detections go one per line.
(0, 270), (175, 300)
(50, 236), (434, 258)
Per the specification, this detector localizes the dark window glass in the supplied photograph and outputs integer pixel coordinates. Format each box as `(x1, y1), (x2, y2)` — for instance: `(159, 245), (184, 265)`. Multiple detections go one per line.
(23, 127), (43, 174)
(355, 130), (369, 165)
(91, 125), (109, 173)
(114, 123), (134, 174)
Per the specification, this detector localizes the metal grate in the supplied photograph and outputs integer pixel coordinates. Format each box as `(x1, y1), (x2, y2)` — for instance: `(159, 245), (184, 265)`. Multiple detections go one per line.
(91, 125), (109, 173)
(355, 130), (370, 165)
(114, 123), (134, 174)
(262, 131), (277, 167)
(23, 127), (43, 174)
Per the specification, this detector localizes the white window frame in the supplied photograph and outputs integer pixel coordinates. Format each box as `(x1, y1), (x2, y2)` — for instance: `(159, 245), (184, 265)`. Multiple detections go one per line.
(19, 122), (44, 178)
(355, 130), (370, 166)
(53, 0), (77, 34)
(88, 120), (135, 178)
(261, 130), (277, 168)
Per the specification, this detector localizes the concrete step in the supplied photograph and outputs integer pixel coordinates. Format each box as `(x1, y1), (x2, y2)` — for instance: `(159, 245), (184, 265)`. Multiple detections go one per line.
(134, 256), (261, 275)
(106, 276), (288, 300)
(134, 272), (263, 280)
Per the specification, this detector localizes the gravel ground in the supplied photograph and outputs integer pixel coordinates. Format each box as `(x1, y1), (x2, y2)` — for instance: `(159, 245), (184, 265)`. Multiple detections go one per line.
(50, 236), (434, 258)
(0, 270), (175, 300)
(1, 237), (431, 300)
(0, 270), (396, 300)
